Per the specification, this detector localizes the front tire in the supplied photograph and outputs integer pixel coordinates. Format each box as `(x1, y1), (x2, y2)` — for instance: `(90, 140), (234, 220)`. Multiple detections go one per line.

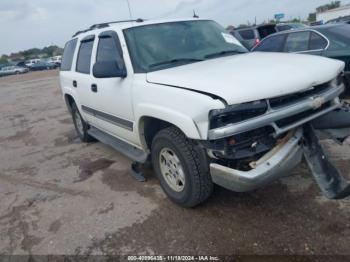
(152, 127), (213, 208)
(71, 103), (94, 143)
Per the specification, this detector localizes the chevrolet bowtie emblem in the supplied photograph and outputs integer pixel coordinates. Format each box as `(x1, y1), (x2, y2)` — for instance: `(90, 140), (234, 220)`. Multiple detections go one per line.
(311, 97), (325, 109)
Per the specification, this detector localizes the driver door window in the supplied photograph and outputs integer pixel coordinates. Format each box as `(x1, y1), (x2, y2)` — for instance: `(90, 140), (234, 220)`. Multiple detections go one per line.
(96, 36), (124, 69)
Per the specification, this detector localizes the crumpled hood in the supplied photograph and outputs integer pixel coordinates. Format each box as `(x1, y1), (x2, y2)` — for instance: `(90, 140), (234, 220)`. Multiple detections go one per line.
(147, 52), (345, 105)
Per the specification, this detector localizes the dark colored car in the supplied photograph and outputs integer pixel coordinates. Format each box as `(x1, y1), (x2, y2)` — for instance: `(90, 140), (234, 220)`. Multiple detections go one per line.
(252, 23), (350, 93)
(231, 24), (277, 50)
(16, 61), (30, 69)
(30, 61), (57, 71)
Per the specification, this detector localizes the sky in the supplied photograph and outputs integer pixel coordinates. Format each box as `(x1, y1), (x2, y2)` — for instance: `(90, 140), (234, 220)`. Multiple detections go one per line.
(0, 0), (348, 55)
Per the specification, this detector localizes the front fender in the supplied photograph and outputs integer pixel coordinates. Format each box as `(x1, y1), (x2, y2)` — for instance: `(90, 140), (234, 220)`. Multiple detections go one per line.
(135, 103), (203, 140)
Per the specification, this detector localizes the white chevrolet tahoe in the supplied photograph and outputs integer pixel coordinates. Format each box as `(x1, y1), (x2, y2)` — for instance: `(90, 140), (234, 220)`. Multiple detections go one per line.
(60, 18), (350, 207)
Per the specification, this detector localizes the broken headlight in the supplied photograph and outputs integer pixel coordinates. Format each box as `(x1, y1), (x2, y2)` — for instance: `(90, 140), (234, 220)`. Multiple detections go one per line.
(209, 100), (268, 129)
(334, 72), (344, 86)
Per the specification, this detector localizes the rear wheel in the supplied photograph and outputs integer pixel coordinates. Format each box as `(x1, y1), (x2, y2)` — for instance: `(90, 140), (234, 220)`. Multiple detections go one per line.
(151, 127), (213, 208)
(71, 103), (95, 143)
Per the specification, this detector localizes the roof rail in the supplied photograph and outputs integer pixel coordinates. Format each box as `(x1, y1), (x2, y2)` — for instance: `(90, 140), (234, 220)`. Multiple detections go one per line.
(72, 18), (144, 38)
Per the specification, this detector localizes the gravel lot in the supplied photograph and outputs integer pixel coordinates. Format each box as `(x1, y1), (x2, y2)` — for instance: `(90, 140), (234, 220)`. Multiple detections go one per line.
(0, 70), (350, 256)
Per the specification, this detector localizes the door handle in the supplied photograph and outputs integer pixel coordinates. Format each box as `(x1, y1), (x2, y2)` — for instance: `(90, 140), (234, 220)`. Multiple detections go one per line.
(91, 84), (98, 93)
(73, 80), (77, 88)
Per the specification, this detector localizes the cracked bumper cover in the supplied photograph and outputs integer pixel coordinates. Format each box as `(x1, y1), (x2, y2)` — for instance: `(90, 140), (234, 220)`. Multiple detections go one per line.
(210, 129), (304, 192)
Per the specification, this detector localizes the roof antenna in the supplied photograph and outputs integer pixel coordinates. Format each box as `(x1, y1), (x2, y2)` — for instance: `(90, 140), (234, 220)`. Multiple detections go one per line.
(126, 0), (133, 20)
(193, 10), (199, 18)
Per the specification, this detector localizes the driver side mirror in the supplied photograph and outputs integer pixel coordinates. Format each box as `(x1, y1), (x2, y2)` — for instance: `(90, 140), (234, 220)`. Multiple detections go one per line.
(93, 61), (127, 78)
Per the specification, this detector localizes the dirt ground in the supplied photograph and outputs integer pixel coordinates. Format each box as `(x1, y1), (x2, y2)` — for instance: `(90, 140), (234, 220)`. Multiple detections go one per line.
(0, 70), (349, 256)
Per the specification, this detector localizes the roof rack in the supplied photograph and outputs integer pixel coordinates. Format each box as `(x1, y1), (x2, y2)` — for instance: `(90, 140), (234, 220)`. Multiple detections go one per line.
(72, 18), (144, 38)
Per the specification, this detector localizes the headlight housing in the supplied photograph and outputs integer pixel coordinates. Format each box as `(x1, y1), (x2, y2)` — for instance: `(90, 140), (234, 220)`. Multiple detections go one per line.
(209, 100), (268, 129)
(336, 72), (345, 86)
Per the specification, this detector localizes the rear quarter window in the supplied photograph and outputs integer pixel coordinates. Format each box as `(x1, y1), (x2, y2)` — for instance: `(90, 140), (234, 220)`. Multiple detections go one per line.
(258, 26), (277, 38)
(61, 38), (78, 71)
(309, 32), (328, 50)
(238, 29), (255, 40)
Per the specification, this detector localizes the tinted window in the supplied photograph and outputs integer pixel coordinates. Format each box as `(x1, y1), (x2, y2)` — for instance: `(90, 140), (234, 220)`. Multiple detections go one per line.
(257, 25), (277, 38)
(309, 32), (328, 50)
(254, 34), (286, 52)
(76, 40), (94, 74)
(277, 25), (292, 31)
(239, 29), (255, 40)
(284, 31), (310, 52)
(61, 38), (77, 71)
(97, 37), (124, 69)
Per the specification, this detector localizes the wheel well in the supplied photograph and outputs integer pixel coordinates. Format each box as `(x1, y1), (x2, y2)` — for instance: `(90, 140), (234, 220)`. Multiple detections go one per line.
(141, 117), (174, 150)
(64, 94), (75, 113)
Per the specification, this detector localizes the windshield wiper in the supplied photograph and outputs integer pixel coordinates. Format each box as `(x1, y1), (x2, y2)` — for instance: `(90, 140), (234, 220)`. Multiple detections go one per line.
(204, 50), (246, 59)
(149, 58), (203, 69)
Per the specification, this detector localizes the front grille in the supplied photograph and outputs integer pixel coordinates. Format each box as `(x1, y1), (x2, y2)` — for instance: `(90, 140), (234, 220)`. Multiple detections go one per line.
(269, 82), (331, 109)
(276, 102), (331, 128)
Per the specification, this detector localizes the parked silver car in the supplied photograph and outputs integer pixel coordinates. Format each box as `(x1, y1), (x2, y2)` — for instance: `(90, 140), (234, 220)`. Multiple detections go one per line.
(0, 66), (29, 77)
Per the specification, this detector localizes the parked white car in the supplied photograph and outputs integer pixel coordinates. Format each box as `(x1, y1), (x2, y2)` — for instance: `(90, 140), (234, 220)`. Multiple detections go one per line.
(49, 56), (62, 65)
(25, 59), (41, 67)
(0, 66), (29, 77)
(60, 18), (350, 207)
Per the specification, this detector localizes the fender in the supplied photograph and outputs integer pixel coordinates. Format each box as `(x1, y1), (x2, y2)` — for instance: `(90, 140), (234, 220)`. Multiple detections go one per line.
(135, 103), (204, 147)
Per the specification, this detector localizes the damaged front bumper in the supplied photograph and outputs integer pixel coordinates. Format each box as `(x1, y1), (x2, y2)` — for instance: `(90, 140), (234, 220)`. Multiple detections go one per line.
(210, 112), (350, 199)
(210, 129), (304, 192)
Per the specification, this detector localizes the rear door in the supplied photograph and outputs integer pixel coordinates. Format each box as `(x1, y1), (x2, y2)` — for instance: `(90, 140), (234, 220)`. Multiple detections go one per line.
(74, 35), (98, 125)
(283, 31), (326, 56)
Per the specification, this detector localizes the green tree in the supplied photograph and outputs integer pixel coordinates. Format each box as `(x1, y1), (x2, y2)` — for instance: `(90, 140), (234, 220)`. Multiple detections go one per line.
(0, 55), (8, 64)
(308, 12), (317, 22)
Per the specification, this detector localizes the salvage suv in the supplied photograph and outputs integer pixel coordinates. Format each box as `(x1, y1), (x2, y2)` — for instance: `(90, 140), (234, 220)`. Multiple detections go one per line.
(60, 18), (350, 207)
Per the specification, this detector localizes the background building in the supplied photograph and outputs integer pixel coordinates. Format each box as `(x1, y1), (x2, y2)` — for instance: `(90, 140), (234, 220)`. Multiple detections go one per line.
(317, 4), (350, 23)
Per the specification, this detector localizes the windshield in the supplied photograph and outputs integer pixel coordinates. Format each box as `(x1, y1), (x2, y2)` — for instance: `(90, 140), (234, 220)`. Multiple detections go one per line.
(124, 20), (248, 72)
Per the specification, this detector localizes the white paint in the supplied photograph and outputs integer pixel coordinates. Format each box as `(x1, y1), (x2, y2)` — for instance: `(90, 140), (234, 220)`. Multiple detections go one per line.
(60, 19), (345, 148)
(316, 5), (350, 23)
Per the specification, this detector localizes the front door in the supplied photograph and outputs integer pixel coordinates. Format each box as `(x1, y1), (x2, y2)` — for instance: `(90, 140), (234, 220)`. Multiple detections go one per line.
(88, 30), (136, 144)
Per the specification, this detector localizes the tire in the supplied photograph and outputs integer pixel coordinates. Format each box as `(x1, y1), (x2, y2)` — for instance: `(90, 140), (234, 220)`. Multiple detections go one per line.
(71, 102), (95, 143)
(151, 127), (213, 208)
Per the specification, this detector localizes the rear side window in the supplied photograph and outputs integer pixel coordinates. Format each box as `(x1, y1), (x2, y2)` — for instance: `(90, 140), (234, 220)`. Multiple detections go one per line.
(309, 32), (328, 50)
(254, 34), (286, 52)
(76, 38), (94, 74)
(257, 26), (277, 38)
(239, 29), (255, 40)
(277, 25), (292, 32)
(97, 37), (124, 69)
(61, 38), (77, 71)
(284, 31), (310, 52)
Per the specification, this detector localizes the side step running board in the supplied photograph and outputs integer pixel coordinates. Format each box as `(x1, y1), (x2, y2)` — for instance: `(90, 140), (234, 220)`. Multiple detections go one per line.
(88, 126), (149, 164)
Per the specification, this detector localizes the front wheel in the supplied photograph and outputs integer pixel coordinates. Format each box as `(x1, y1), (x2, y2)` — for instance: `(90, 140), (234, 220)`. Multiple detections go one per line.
(71, 103), (95, 143)
(151, 127), (213, 208)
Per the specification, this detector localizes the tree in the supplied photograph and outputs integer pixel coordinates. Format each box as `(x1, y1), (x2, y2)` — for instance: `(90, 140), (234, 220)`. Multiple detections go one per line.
(308, 12), (317, 22)
(0, 55), (8, 64)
